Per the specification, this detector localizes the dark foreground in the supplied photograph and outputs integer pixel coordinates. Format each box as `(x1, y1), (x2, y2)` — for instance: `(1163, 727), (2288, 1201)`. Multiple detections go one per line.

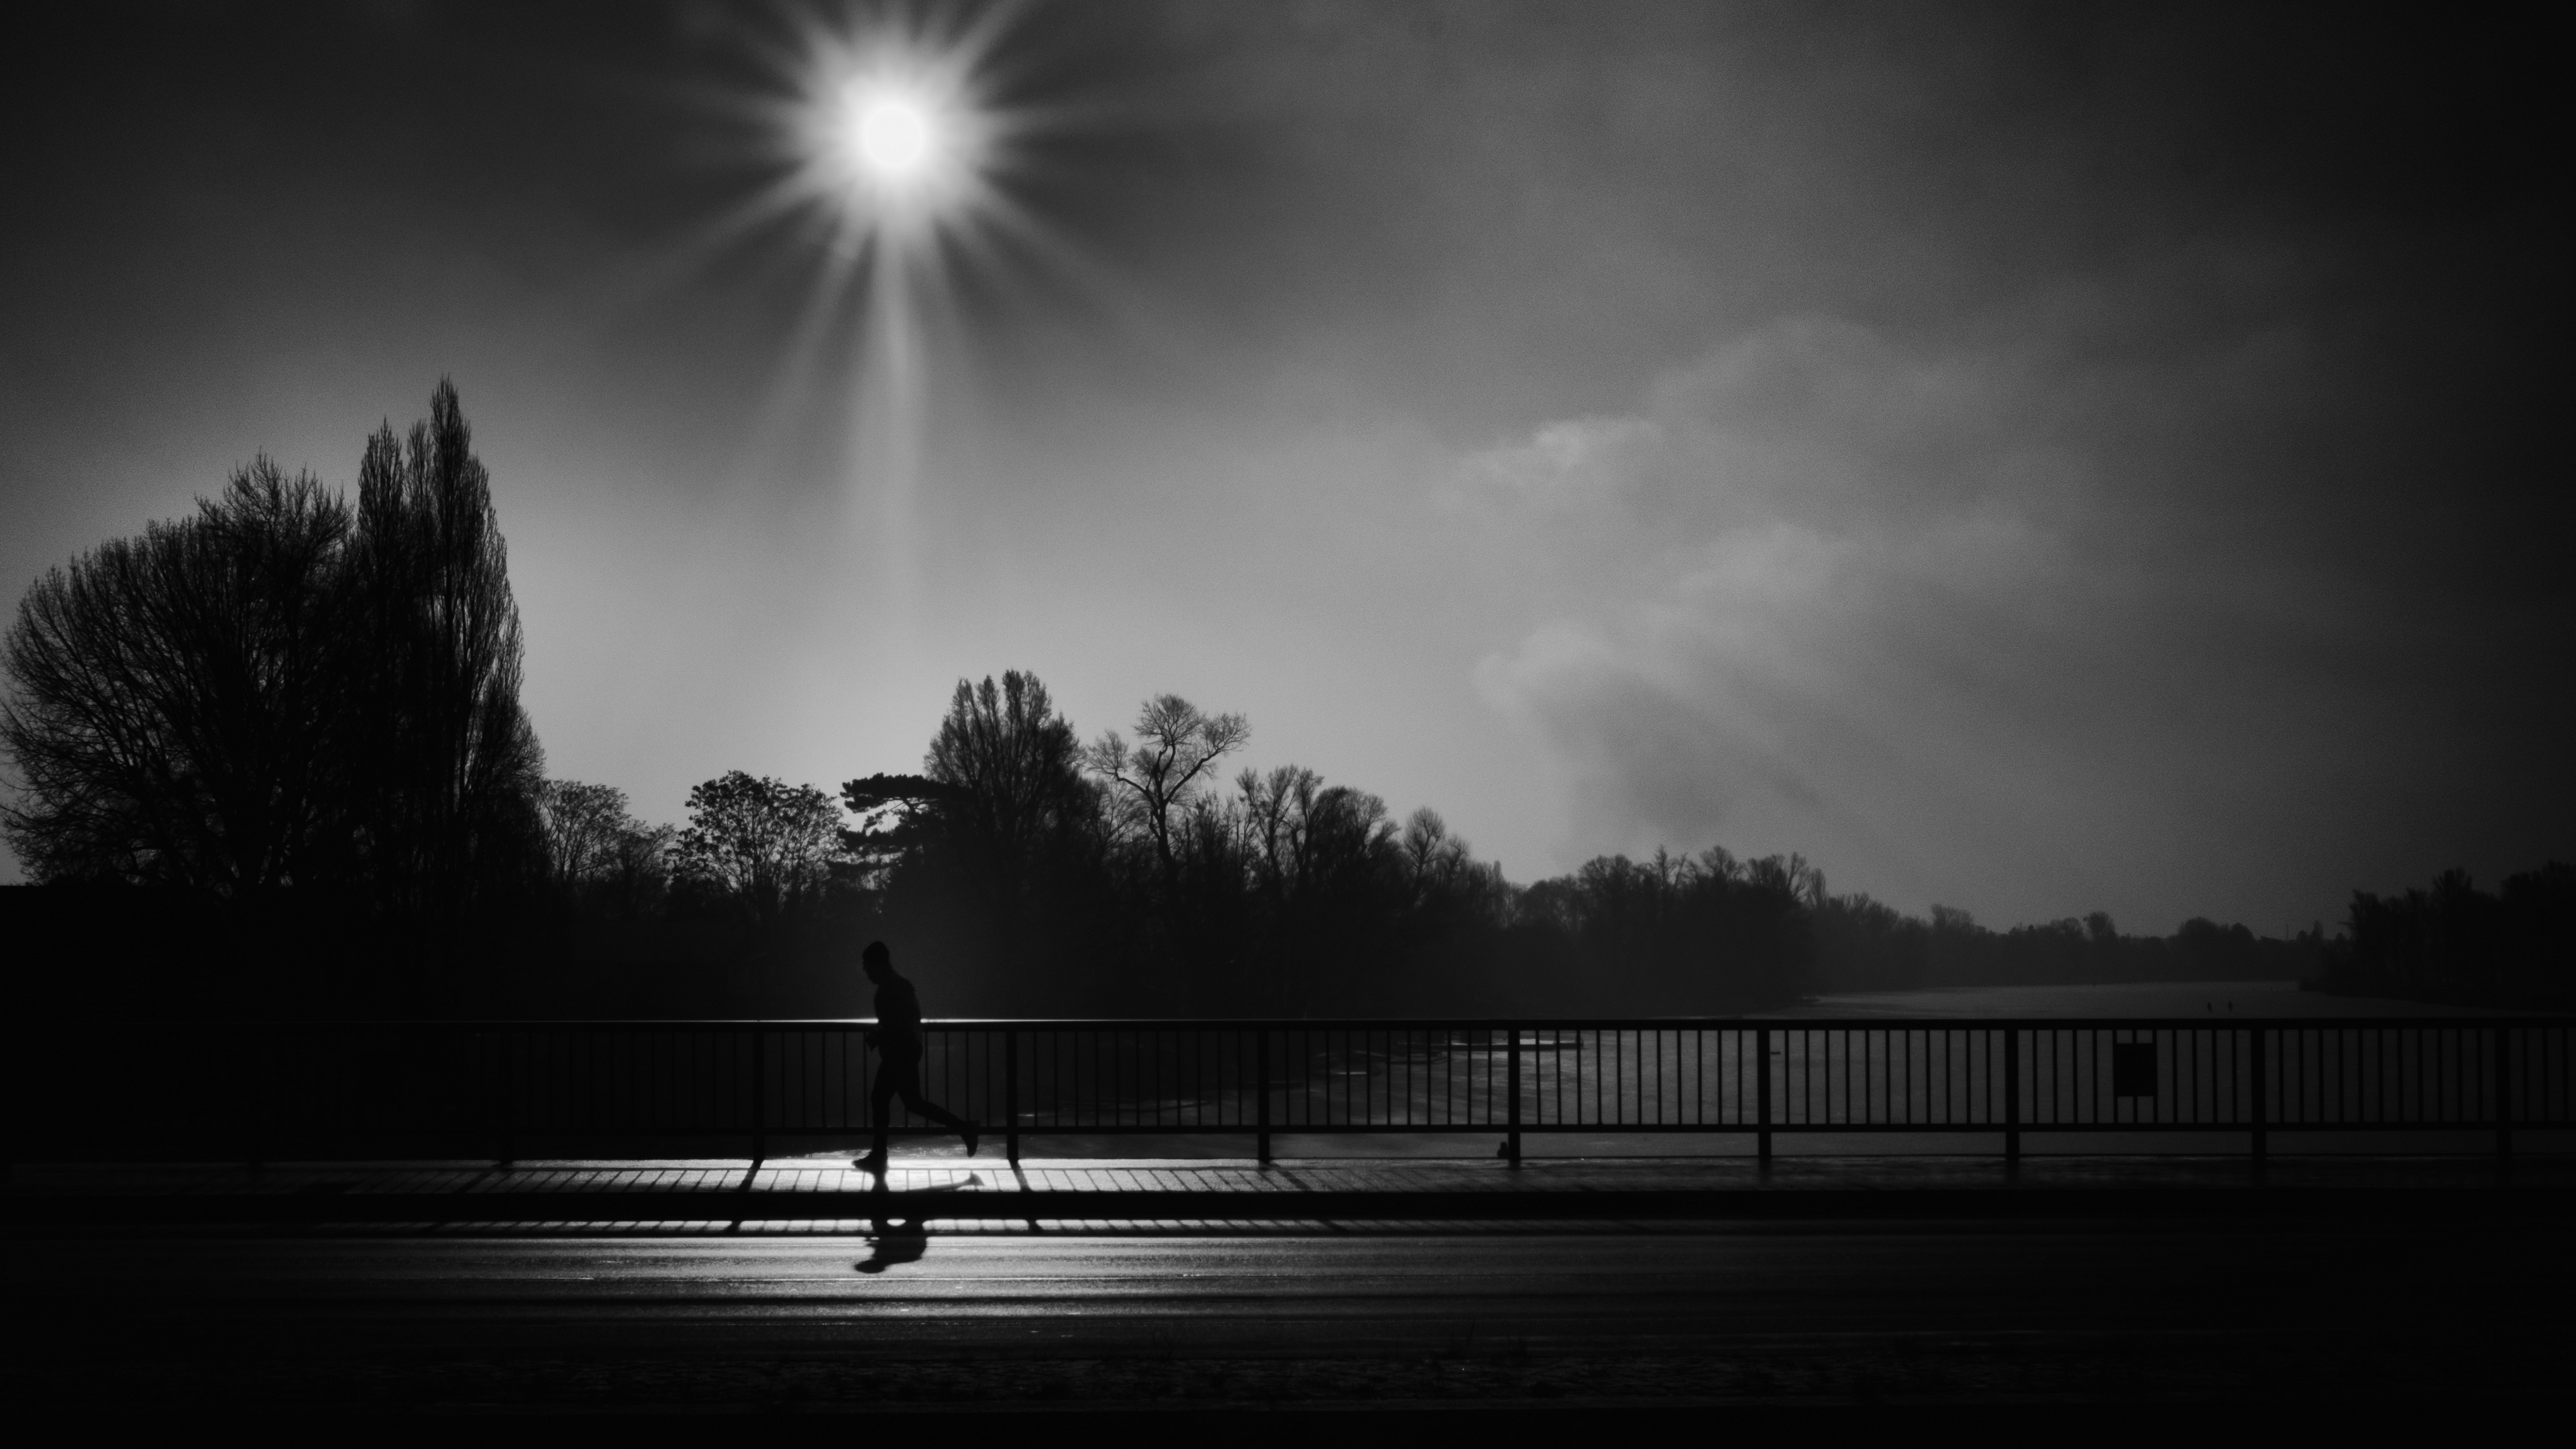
(12, 1205), (2572, 1422)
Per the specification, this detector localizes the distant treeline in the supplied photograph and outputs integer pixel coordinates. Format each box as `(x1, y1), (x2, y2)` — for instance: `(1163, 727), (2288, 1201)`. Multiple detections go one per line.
(1813, 898), (2324, 996)
(2316, 862), (2576, 1010)
(431, 667), (2339, 1017)
(0, 383), (2392, 1021)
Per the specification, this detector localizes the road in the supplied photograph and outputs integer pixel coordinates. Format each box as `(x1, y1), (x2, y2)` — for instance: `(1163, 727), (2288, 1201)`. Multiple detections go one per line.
(11, 1215), (2572, 1413)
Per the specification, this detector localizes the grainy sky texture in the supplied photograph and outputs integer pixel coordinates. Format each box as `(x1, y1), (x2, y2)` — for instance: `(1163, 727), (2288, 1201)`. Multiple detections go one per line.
(1, 1), (2565, 934)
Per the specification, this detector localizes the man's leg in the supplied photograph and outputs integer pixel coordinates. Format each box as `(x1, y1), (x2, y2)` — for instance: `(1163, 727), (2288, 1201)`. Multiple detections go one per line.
(895, 1089), (980, 1155)
(859, 1066), (896, 1171)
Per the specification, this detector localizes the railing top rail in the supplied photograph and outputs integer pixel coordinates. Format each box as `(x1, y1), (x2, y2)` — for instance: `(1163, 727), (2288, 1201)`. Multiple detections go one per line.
(96, 1014), (2576, 1032)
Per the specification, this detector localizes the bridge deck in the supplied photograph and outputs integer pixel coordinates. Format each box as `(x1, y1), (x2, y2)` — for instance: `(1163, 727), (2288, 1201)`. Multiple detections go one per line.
(13, 1151), (2573, 1226)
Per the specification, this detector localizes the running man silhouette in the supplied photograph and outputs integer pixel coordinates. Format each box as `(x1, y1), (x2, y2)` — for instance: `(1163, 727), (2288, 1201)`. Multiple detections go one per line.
(854, 939), (978, 1176)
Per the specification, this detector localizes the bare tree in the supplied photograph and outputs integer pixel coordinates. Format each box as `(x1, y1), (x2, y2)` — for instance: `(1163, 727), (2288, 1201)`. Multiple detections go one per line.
(672, 771), (845, 926)
(1239, 763), (1320, 898)
(1236, 763), (1404, 906)
(1299, 783), (1399, 899)
(1, 461), (352, 892)
(1399, 807), (1474, 898)
(535, 780), (631, 887)
(1085, 694), (1248, 886)
(606, 819), (677, 916)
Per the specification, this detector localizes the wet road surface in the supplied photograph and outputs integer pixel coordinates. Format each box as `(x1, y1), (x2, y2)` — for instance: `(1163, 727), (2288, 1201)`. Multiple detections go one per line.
(13, 1211), (2573, 1415)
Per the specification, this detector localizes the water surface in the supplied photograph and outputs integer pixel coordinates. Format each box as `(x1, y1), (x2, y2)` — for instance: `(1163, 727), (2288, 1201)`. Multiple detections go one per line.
(1767, 979), (2519, 1020)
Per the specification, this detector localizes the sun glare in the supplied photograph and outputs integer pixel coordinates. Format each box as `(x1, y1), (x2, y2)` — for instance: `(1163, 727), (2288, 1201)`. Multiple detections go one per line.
(849, 89), (933, 181)
(729, 4), (1047, 625)
(779, 11), (1010, 258)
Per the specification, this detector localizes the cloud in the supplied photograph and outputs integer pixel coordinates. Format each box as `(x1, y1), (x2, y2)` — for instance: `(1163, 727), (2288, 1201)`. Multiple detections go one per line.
(1460, 317), (2161, 918)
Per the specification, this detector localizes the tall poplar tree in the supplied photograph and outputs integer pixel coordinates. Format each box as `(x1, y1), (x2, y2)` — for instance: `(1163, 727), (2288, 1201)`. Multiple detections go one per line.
(343, 380), (545, 914)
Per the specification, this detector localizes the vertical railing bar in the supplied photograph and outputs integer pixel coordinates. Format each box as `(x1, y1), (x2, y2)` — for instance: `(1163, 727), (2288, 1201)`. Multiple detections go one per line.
(498, 1026), (517, 1169)
(2251, 1024), (2268, 1165)
(2495, 1024), (2512, 1166)
(244, 1024), (266, 1173)
(1256, 1028), (1271, 1163)
(1898, 1028), (1907, 1126)
(1756, 1024), (1772, 1165)
(2327, 1026), (2339, 1126)
(2004, 1025), (2021, 1166)
(1810, 1026), (1819, 1128)
(750, 1024), (766, 1165)
(1004, 1028), (1020, 1164)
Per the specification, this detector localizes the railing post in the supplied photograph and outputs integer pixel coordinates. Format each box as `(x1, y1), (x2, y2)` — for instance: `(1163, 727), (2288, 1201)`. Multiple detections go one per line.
(1006, 1028), (1021, 1165)
(1505, 1026), (1523, 1167)
(1756, 1026), (1773, 1167)
(2494, 1024), (2512, 1167)
(2003, 1026), (2020, 1168)
(1255, 1030), (1272, 1165)
(751, 1025), (768, 1166)
(2249, 1026), (2267, 1165)
(498, 1029), (517, 1169)
(244, 1026), (266, 1173)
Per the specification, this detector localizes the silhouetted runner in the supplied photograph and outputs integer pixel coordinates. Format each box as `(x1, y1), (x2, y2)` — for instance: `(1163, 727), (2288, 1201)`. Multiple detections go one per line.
(854, 940), (978, 1176)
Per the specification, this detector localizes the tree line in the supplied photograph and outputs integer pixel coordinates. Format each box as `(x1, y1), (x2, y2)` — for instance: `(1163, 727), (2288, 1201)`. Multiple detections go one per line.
(2316, 862), (2576, 1009)
(3, 383), (2391, 1018)
(533, 669), (2336, 1017)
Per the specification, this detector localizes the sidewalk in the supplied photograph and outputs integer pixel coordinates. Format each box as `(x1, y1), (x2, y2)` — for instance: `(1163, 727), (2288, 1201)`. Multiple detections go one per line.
(12, 1153), (2570, 1225)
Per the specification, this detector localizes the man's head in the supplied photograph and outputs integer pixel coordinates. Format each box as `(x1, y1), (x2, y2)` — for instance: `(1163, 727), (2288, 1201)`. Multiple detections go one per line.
(861, 939), (893, 983)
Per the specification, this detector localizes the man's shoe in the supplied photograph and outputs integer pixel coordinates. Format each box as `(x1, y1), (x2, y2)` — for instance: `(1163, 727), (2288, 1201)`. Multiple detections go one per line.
(961, 1124), (981, 1158)
(853, 1152), (888, 1174)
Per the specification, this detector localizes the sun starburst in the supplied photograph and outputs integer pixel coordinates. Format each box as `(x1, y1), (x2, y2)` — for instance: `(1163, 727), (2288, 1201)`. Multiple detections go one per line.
(779, 5), (1016, 260)
(693, 3), (1061, 629)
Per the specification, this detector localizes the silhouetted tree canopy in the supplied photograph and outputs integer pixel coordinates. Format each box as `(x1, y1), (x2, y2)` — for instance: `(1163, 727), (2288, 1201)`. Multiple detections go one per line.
(2328, 862), (2575, 1006)
(672, 771), (845, 928)
(1086, 694), (1248, 892)
(537, 780), (635, 888)
(2, 381), (543, 922)
(2, 461), (351, 893)
(506, 665), (2348, 1017)
(339, 382), (545, 914)
(921, 672), (1095, 899)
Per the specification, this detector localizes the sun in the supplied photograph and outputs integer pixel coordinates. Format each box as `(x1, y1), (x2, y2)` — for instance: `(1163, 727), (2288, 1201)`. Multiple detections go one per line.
(830, 74), (955, 200)
(847, 87), (933, 181)
(780, 9), (1012, 258)
(723, 3), (1049, 611)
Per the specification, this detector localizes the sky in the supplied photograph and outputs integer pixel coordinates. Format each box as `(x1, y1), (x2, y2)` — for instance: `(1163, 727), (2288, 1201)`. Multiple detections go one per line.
(1, 1), (2565, 935)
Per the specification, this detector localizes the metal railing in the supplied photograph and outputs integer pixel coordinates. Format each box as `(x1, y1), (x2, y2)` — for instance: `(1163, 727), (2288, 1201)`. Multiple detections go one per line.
(12, 1018), (2570, 1163)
